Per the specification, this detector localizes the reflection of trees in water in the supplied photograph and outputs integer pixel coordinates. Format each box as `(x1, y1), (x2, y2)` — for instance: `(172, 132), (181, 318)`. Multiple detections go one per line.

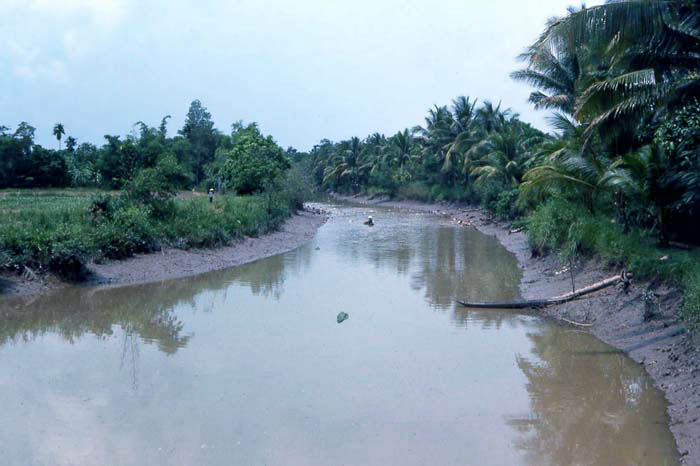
(120, 329), (140, 390)
(511, 327), (677, 466)
(332, 214), (521, 322)
(0, 284), (192, 355)
(412, 226), (520, 312)
(0, 243), (313, 355)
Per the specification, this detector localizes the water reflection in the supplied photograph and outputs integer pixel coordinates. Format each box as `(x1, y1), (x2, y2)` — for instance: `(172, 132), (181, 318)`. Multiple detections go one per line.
(0, 203), (679, 466)
(0, 244), (314, 355)
(511, 327), (678, 466)
(331, 207), (521, 310)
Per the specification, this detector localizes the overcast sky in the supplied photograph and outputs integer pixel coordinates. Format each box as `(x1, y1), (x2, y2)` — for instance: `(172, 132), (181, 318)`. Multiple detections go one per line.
(1, 1), (601, 151)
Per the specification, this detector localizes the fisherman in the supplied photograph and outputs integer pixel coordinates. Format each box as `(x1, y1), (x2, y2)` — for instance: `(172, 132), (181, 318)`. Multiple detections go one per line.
(208, 188), (214, 203)
(363, 215), (374, 226)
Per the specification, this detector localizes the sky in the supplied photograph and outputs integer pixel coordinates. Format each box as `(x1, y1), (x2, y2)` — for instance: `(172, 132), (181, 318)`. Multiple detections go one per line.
(1, 0), (602, 151)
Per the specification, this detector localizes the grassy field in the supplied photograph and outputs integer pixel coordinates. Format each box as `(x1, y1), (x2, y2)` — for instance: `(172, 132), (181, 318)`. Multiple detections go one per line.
(0, 188), (297, 279)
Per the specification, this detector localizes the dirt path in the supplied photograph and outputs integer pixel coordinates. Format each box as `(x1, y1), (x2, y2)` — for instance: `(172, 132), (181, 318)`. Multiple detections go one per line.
(335, 193), (699, 465)
(0, 209), (328, 299)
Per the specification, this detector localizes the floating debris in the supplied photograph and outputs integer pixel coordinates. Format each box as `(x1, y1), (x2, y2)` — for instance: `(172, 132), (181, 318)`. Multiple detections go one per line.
(337, 312), (349, 324)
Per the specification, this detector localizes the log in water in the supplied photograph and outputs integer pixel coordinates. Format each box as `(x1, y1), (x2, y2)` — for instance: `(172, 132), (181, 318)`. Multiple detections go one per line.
(457, 275), (622, 309)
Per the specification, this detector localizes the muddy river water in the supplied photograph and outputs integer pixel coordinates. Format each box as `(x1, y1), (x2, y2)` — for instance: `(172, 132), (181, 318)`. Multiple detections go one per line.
(0, 204), (679, 465)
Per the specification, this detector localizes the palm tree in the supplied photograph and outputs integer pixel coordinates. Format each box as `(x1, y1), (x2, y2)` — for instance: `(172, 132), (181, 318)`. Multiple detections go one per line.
(470, 127), (531, 189)
(53, 123), (65, 150)
(475, 101), (512, 134)
(322, 137), (365, 192)
(511, 10), (582, 116)
(413, 105), (455, 184)
(518, 115), (608, 212)
(533, 1), (700, 144)
(444, 96), (480, 178)
(65, 136), (77, 152)
(385, 129), (417, 182)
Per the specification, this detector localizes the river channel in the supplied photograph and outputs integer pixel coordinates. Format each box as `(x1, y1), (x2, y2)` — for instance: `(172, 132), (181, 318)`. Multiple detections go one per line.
(0, 204), (679, 465)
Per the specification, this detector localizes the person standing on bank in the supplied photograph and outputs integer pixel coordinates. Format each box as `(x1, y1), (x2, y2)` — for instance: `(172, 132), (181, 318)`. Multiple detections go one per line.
(209, 188), (214, 203)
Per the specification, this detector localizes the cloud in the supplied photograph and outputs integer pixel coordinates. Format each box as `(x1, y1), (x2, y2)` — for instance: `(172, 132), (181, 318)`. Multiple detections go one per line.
(1, 0), (131, 84)
(23, 0), (128, 29)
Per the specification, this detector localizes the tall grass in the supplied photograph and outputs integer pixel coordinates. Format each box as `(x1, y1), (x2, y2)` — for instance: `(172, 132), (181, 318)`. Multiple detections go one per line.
(527, 199), (700, 330)
(0, 188), (300, 278)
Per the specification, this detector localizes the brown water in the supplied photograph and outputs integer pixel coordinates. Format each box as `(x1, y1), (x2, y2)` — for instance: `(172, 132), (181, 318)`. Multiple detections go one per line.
(0, 204), (679, 465)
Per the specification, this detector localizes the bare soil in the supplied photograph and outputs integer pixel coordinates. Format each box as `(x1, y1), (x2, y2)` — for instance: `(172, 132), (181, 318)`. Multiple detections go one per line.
(0, 209), (328, 298)
(335, 193), (700, 465)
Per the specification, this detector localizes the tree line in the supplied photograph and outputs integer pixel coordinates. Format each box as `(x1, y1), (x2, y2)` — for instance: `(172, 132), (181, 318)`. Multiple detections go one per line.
(306, 1), (700, 246)
(0, 99), (290, 194)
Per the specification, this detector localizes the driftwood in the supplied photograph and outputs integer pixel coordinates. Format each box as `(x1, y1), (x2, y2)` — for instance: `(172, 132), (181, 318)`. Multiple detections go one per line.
(669, 241), (693, 250)
(22, 266), (39, 282)
(561, 318), (593, 327)
(457, 274), (622, 309)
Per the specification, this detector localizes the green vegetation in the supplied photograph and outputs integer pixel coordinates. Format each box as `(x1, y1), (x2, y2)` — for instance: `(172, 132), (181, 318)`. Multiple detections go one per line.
(3, 1), (700, 331)
(0, 189), (300, 279)
(302, 2), (700, 330)
(1, 100), (311, 279)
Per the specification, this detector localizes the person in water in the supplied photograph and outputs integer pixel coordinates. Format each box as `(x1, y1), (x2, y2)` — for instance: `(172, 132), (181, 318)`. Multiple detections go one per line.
(208, 188), (214, 203)
(363, 215), (374, 226)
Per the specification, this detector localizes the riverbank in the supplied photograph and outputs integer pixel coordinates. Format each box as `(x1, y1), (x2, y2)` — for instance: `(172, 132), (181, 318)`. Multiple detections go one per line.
(334, 193), (699, 465)
(0, 209), (327, 299)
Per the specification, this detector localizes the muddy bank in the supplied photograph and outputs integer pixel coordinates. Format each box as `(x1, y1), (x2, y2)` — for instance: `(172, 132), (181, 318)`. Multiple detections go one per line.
(335, 193), (699, 465)
(0, 210), (327, 299)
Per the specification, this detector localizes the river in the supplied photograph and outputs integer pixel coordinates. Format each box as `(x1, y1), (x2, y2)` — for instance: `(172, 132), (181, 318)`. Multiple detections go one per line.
(0, 204), (679, 465)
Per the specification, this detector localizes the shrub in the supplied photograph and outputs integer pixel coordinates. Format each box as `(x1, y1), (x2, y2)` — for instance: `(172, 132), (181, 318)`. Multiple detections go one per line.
(490, 189), (520, 220)
(92, 207), (159, 260)
(398, 182), (432, 202)
(281, 165), (314, 210)
(0, 222), (91, 278)
(526, 199), (587, 255)
(45, 227), (92, 279)
(682, 264), (700, 334)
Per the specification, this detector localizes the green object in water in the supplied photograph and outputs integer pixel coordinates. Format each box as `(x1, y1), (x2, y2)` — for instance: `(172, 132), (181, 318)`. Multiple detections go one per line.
(337, 312), (349, 324)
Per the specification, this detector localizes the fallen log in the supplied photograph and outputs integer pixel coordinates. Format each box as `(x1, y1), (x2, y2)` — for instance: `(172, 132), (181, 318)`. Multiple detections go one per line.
(457, 274), (622, 309)
(669, 241), (693, 250)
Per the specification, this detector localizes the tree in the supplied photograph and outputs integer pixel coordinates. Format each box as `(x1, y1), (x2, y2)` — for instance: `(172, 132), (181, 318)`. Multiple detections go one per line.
(65, 136), (77, 152)
(53, 123), (65, 150)
(179, 100), (219, 186)
(531, 1), (700, 148)
(470, 126), (531, 189)
(511, 10), (582, 117)
(321, 137), (366, 192)
(217, 123), (290, 194)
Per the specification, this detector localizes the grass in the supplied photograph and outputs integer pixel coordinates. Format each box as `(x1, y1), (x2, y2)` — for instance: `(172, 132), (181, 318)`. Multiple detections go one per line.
(0, 189), (297, 279)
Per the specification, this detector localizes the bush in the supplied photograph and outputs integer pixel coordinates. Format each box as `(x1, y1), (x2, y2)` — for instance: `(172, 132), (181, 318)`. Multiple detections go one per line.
(1, 186), (299, 280)
(0, 223), (91, 278)
(489, 189), (520, 220)
(92, 207), (159, 260)
(397, 182), (432, 202)
(282, 165), (314, 210)
(682, 264), (700, 334)
(526, 199), (588, 255)
(45, 228), (92, 279)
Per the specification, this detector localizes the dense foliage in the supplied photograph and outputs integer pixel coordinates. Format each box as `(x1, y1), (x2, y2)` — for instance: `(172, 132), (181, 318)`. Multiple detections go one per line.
(305, 98), (546, 218)
(213, 123), (291, 194)
(304, 1), (700, 329)
(1, 100), (289, 196)
(1, 101), (307, 279)
(0, 187), (303, 279)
